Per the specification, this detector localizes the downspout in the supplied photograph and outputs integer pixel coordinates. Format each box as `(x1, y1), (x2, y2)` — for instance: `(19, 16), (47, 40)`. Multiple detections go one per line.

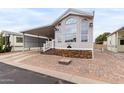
(23, 32), (25, 52)
(92, 11), (95, 60)
(38, 34), (40, 52)
(13, 34), (15, 51)
(117, 32), (119, 52)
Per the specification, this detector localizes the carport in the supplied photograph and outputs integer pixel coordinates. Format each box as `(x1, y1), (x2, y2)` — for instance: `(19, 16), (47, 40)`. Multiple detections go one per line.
(21, 25), (55, 51)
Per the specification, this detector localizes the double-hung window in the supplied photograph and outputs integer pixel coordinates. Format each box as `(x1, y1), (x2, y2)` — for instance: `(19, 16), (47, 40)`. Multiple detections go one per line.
(81, 19), (89, 42)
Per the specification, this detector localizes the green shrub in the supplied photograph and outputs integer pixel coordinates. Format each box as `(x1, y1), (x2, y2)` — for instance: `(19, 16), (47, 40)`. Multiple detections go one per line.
(95, 32), (111, 44)
(3, 46), (12, 52)
(0, 33), (12, 53)
(0, 46), (4, 53)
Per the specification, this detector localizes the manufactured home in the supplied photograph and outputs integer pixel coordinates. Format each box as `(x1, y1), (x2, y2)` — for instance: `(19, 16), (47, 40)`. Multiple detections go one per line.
(1, 31), (47, 51)
(1, 31), (24, 51)
(22, 8), (94, 59)
(107, 27), (124, 52)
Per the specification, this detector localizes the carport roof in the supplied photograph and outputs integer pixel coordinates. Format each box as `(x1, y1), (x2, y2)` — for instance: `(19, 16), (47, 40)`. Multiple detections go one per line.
(22, 25), (54, 39)
(2, 30), (23, 36)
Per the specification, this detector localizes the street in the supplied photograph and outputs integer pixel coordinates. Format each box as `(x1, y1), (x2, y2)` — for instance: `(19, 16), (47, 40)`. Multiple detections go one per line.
(0, 62), (72, 84)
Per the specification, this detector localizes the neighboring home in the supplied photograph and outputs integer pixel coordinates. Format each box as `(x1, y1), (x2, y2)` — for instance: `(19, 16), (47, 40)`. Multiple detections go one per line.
(103, 41), (107, 46)
(1, 31), (23, 51)
(1, 31), (47, 51)
(22, 8), (94, 59)
(107, 27), (124, 52)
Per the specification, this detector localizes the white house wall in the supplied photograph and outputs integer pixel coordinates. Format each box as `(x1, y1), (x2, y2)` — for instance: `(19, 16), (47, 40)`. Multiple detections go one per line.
(8, 35), (23, 51)
(9, 35), (23, 47)
(55, 15), (93, 50)
(118, 31), (124, 52)
(107, 33), (118, 52)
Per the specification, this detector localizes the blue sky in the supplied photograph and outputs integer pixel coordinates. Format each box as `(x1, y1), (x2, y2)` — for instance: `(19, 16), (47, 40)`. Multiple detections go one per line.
(0, 8), (124, 40)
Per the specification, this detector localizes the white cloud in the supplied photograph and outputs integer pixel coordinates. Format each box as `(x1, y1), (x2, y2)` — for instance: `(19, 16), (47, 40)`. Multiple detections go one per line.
(92, 8), (124, 40)
(0, 8), (124, 41)
(0, 8), (60, 32)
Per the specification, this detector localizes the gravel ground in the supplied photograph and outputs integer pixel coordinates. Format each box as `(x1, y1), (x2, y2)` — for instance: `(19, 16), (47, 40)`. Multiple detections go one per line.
(18, 50), (124, 83)
(1, 50), (124, 83)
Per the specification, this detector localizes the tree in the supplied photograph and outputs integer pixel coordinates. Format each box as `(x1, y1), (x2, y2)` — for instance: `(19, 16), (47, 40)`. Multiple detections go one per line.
(0, 33), (4, 52)
(95, 32), (111, 44)
(0, 33), (12, 53)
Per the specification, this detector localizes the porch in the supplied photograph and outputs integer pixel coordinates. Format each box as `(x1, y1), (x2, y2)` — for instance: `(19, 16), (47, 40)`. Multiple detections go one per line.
(22, 25), (93, 59)
(22, 25), (55, 52)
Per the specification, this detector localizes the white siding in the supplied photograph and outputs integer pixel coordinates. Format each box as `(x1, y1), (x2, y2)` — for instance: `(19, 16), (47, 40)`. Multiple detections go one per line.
(118, 31), (124, 52)
(10, 35), (23, 47)
(9, 35), (23, 51)
(107, 33), (118, 52)
(54, 15), (93, 50)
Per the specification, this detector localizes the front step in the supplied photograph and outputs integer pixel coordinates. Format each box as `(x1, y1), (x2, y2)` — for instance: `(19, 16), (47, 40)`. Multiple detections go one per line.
(58, 58), (72, 65)
(41, 49), (56, 55)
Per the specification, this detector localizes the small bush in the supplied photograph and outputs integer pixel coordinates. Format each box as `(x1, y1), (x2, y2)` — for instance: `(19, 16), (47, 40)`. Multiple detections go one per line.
(3, 46), (12, 52)
(0, 46), (4, 53)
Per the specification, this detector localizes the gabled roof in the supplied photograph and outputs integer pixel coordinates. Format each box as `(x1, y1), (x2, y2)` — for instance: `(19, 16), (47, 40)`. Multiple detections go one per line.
(2, 30), (22, 36)
(21, 8), (94, 38)
(108, 26), (124, 37)
(52, 8), (94, 25)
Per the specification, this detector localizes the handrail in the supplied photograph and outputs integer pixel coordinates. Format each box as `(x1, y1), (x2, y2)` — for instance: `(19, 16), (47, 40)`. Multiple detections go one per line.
(43, 39), (55, 52)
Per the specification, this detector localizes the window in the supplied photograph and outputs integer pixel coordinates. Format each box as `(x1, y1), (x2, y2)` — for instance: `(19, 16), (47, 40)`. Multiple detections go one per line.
(120, 39), (124, 45)
(16, 37), (23, 43)
(81, 19), (89, 42)
(65, 24), (76, 42)
(57, 35), (62, 43)
(64, 17), (77, 42)
(65, 18), (77, 25)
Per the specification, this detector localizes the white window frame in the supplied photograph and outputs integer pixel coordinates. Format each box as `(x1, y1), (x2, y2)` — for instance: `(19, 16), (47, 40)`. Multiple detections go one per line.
(16, 37), (23, 43)
(65, 17), (77, 42)
(65, 17), (77, 25)
(81, 19), (89, 42)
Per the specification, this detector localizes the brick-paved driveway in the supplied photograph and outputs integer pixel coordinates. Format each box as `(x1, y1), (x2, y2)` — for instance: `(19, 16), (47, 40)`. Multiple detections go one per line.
(18, 50), (124, 83)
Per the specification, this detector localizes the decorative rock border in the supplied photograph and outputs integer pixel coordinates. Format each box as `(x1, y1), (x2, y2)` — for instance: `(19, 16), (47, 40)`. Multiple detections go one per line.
(43, 49), (92, 59)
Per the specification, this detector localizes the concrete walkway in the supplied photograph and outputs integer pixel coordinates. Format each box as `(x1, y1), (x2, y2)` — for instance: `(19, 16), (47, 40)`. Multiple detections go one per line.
(0, 51), (37, 62)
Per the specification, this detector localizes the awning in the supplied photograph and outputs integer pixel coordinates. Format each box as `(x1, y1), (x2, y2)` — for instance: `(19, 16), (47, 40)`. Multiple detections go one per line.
(21, 25), (55, 39)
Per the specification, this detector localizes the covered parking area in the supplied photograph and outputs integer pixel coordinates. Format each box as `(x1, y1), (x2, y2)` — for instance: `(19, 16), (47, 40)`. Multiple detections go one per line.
(21, 25), (55, 51)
